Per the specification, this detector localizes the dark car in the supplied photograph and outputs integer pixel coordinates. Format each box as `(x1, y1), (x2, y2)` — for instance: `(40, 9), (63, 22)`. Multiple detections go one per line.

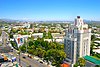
(40, 61), (43, 64)
(10, 49), (13, 52)
(22, 56), (26, 59)
(0, 63), (2, 66)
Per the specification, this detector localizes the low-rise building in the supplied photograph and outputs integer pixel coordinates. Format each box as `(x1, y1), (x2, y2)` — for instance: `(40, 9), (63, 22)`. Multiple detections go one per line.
(44, 39), (52, 42)
(93, 49), (100, 54)
(84, 56), (100, 67)
(94, 41), (100, 44)
(52, 33), (64, 39)
(61, 63), (70, 67)
(32, 33), (43, 40)
(44, 39), (64, 43)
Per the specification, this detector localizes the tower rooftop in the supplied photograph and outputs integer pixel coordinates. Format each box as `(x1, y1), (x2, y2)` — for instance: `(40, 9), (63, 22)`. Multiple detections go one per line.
(77, 16), (80, 18)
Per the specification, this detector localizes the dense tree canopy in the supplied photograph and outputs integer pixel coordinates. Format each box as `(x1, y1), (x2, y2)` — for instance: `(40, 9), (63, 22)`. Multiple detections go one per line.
(74, 58), (86, 67)
(19, 38), (66, 67)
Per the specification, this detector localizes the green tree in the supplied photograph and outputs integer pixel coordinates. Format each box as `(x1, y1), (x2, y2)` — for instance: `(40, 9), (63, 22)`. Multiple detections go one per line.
(95, 65), (100, 67)
(74, 63), (79, 67)
(0, 29), (2, 36)
(91, 35), (96, 41)
(9, 34), (13, 38)
(10, 41), (18, 50)
(36, 47), (46, 58)
(11, 28), (17, 34)
(28, 40), (34, 47)
(46, 49), (66, 67)
(19, 36), (66, 67)
(19, 44), (26, 52)
(78, 58), (86, 67)
(90, 41), (95, 55)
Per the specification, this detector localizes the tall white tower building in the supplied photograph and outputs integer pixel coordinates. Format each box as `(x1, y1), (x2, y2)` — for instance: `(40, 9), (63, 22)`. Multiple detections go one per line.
(64, 16), (91, 64)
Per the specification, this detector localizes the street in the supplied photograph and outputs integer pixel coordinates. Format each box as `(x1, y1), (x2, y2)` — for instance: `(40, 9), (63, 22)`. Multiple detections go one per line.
(1, 31), (48, 67)
(12, 49), (48, 67)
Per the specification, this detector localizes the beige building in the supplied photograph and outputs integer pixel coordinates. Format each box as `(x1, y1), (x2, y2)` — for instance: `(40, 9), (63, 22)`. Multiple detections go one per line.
(64, 16), (91, 65)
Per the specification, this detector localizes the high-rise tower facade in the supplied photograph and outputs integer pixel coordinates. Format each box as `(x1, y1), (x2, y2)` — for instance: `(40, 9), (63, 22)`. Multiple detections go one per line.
(64, 16), (91, 64)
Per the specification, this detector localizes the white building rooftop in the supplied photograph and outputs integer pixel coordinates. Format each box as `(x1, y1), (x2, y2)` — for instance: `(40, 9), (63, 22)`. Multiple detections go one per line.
(94, 41), (100, 44)
(32, 33), (43, 36)
(93, 49), (100, 54)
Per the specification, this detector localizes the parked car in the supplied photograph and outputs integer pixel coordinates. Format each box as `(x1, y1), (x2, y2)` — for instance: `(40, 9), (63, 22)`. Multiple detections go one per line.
(39, 59), (44, 64)
(22, 56), (26, 59)
(28, 55), (32, 58)
(40, 61), (43, 64)
(10, 49), (13, 52)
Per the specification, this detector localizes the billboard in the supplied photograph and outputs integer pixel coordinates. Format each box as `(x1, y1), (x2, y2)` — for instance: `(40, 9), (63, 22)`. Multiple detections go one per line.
(16, 37), (24, 48)
(17, 38), (23, 44)
(13, 35), (25, 48)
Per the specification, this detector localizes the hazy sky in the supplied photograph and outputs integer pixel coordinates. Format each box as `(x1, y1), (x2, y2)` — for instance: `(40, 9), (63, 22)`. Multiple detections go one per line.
(0, 0), (100, 21)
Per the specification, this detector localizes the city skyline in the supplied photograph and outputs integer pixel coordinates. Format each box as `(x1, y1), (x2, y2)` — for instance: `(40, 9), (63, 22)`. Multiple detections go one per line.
(0, 0), (100, 21)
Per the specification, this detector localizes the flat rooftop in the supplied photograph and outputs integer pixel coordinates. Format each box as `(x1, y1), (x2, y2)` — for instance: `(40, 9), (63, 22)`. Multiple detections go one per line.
(93, 49), (100, 54)
(84, 55), (100, 65)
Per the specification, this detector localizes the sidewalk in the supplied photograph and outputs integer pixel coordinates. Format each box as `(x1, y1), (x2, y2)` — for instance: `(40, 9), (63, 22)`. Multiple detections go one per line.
(1, 62), (21, 67)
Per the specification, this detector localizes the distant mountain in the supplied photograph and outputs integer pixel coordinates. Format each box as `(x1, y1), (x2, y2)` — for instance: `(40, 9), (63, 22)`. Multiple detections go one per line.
(84, 20), (100, 24)
(0, 18), (99, 23)
(0, 19), (20, 23)
(0, 19), (28, 23)
(0, 19), (73, 23)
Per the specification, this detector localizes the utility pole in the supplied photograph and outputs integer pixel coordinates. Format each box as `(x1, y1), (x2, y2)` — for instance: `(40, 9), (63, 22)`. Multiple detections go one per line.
(26, 27), (28, 53)
(26, 42), (27, 53)
(25, 37), (28, 53)
(19, 48), (21, 66)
